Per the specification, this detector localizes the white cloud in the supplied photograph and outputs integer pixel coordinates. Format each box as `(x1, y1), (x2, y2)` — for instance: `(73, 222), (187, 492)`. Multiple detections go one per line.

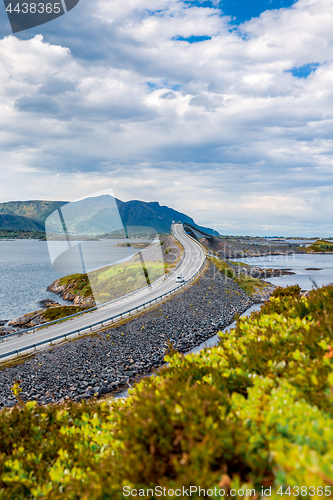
(0, 0), (333, 235)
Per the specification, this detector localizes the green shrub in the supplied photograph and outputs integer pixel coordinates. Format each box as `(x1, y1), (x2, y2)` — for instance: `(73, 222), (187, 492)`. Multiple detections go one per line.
(1, 285), (333, 498)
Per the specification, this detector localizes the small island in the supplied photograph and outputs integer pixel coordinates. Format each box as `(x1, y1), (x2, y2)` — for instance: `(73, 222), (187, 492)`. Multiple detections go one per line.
(306, 239), (333, 253)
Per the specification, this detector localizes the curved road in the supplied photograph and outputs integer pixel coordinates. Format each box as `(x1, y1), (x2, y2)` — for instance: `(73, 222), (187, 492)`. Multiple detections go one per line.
(0, 224), (206, 360)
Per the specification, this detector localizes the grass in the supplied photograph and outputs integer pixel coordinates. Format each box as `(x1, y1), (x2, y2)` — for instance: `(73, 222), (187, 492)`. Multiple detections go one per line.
(58, 274), (93, 299)
(230, 260), (250, 267)
(41, 306), (91, 322)
(208, 256), (269, 296)
(306, 239), (333, 253)
(88, 260), (166, 304)
(53, 257), (177, 313)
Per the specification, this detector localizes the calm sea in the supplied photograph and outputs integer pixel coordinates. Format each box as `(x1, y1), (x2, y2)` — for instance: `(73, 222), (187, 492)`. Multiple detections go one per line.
(231, 253), (333, 291)
(0, 240), (68, 322)
(0, 239), (143, 322)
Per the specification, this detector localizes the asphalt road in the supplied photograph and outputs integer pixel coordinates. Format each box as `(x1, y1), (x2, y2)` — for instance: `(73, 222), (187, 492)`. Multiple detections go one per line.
(0, 224), (206, 359)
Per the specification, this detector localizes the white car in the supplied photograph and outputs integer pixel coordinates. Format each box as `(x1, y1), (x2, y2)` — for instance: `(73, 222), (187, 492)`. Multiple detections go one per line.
(175, 274), (185, 283)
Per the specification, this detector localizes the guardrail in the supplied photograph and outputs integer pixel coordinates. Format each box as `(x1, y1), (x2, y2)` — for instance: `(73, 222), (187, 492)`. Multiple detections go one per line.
(0, 252), (206, 361)
(183, 230), (208, 255)
(1, 231), (186, 343)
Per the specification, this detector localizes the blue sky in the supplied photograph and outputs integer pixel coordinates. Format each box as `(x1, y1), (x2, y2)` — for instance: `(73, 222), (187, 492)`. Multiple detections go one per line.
(186, 0), (297, 23)
(0, 0), (333, 236)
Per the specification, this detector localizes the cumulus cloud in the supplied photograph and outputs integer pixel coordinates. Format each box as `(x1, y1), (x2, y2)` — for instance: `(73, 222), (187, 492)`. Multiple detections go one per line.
(0, 0), (333, 235)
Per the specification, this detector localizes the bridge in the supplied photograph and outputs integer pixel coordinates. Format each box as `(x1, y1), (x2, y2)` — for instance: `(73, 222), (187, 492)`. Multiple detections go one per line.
(183, 222), (214, 240)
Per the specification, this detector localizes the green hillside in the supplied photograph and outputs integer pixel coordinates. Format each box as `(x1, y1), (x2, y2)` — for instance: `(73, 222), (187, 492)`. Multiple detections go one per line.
(0, 213), (45, 231)
(0, 201), (66, 232)
(0, 200), (66, 222)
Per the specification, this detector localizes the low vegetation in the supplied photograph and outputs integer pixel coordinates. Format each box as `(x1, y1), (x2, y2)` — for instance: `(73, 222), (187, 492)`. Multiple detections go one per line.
(58, 273), (93, 299)
(41, 305), (91, 322)
(306, 239), (333, 253)
(231, 261), (250, 267)
(0, 230), (45, 240)
(208, 256), (268, 296)
(88, 261), (166, 303)
(0, 285), (333, 498)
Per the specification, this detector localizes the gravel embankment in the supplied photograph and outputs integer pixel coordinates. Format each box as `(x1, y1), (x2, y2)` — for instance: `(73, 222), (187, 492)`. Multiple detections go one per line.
(0, 262), (253, 408)
(201, 236), (306, 258)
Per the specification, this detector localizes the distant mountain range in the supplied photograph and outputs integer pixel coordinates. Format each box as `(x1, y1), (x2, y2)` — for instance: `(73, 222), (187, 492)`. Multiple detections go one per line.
(0, 201), (66, 232)
(0, 199), (219, 236)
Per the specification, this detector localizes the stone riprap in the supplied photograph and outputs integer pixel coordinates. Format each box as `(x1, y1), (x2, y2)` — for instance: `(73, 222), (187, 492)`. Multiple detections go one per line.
(0, 262), (253, 408)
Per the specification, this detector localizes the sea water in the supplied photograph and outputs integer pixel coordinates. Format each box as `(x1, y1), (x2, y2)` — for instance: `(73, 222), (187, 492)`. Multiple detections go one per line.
(231, 253), (333, 291)
(0, 239), (144, 321)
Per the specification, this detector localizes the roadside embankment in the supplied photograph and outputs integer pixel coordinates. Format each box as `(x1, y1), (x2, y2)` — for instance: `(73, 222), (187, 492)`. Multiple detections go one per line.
(0, 261), (255, 408)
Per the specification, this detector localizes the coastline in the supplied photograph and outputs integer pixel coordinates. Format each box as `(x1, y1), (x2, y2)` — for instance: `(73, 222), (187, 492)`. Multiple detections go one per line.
(2, 249), (331, 406)
(0, 261), (256, 408)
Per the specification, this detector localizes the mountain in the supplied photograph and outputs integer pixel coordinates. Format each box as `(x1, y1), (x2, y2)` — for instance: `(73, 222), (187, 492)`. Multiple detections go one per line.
(0, 200), (67, 221)
(116, 199), (219, 236)
(0, 200), (67, 231)
(0, 213), (45, 231)
(0, 198), (219, 236)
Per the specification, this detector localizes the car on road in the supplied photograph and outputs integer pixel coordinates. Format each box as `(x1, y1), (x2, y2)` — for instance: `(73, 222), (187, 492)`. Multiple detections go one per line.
(175, 274), (185, 283)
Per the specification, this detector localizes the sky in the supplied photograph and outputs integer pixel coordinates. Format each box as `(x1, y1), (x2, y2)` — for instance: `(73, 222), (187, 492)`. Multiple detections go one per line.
(0, 0), (333, 236)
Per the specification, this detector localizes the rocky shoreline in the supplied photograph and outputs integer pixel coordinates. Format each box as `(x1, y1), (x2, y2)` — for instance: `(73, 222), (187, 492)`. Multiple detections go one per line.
(0, 261), (261, 408)
(7, 299), (62, 329)
(227, 262), (296, 279)
(46, 279), (95, 307)
(0, 299), (90, 335)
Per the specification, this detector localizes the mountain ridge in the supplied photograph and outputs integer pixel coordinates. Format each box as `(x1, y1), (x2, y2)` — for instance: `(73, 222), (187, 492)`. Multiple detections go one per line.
(0, 199), (219, 236)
